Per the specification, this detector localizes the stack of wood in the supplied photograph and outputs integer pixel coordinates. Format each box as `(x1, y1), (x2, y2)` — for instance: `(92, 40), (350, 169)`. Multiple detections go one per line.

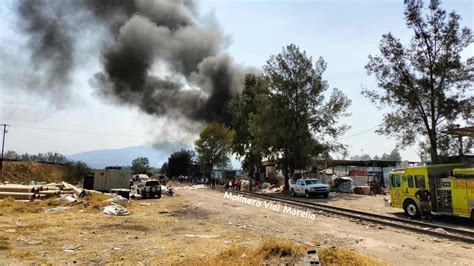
(0, 183), (75, 201)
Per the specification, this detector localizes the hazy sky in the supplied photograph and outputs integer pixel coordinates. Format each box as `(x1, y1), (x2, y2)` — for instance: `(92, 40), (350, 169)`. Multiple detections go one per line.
(0, 0), (472, 163)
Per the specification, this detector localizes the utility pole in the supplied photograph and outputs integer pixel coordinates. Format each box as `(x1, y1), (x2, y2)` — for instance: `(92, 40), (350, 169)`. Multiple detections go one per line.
(0, 124), (9, 182)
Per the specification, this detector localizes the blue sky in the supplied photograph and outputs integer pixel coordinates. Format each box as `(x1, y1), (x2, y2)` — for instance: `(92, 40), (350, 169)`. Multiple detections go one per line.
(0, 0), (472, 164)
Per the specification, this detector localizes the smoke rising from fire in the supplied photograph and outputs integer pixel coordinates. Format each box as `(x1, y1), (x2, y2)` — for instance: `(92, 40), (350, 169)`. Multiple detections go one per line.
(17, 0), (246, 124)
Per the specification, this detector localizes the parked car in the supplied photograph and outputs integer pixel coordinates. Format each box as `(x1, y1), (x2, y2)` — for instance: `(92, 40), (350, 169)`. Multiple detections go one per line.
(289, 178), (329, 198)
(133, 179), (162, 199)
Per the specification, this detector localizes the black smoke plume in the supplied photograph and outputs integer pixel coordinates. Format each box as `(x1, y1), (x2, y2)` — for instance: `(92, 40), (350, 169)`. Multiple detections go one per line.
(18, 0), (76, 98)
(17, 0), (245, 124)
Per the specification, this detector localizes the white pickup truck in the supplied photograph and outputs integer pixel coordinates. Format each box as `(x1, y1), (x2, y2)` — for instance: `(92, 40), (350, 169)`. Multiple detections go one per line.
(289, 178), (330, 198)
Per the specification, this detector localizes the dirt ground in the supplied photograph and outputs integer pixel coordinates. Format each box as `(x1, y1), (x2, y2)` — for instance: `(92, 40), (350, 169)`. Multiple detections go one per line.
(0, 187), (473, 265)
(270, 191), (474, 232)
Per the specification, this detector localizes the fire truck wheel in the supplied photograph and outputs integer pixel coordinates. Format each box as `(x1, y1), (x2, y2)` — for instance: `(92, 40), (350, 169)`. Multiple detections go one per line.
(403, 200), (419, 218)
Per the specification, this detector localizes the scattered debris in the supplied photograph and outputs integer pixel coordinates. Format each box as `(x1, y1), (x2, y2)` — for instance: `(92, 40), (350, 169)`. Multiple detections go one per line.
(431, 237), (442, 242)
(103, 195), (129, 207)
(57, 195), (76, 204)
(298, 249), (320, 265)
(63, 245), (83, 252)
(184, 234), (218, 238)
(44, 206), (71, 213)
(100, 204), (130, 216)
(433, 228), (449, 234)
(174, 184), (207, 191)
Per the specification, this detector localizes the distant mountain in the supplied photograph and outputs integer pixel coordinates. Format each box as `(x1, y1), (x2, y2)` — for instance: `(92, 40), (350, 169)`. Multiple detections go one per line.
(67, 143), (189, 169)
(68, 142), (242, 170)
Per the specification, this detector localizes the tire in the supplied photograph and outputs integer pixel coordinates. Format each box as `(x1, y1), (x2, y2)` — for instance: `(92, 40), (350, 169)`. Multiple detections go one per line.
(291, 189), (296, 197)
(323, 192), (329, 198)
(156, 191), (162, 199)
(403, 200), (419, 218)
(305, 190), (310, 198)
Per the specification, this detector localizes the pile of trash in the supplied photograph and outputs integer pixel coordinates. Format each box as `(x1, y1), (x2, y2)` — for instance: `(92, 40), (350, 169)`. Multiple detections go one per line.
(1, 182), (133, 216)
(259, 184), (284, 193)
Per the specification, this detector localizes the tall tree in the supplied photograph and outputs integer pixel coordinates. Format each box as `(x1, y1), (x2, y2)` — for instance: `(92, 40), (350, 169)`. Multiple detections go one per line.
(230, 74), (269, 189)
(364, 0), (473, 164)
(159, 162), (168, 175)
(4, 150), (20, 160)
(252, 44), (351, 191)
(194, 122), (234, 178)
(167, 149), (195, 177)
(131, 157), (151, 174)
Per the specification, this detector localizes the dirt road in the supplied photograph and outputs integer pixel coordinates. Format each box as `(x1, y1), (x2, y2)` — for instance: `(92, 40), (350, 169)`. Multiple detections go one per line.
(191, 189), (473, 265)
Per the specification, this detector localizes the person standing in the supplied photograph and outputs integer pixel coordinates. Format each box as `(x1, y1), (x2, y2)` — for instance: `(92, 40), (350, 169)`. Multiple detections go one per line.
(415, 185), (432, 220)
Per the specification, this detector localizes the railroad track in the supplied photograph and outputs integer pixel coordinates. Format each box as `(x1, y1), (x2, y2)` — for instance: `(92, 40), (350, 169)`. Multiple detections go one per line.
(215, 188), (474, 244)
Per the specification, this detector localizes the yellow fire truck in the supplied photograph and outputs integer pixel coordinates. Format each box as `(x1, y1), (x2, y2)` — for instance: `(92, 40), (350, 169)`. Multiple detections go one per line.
(389, 164), (474, 219)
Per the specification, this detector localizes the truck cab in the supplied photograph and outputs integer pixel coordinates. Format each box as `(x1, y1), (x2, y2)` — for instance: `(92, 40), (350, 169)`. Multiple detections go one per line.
(389, 164), (473, 219)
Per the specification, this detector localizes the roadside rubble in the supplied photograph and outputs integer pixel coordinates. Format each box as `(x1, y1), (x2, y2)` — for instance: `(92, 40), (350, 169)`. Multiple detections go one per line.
(100, 203), (130, 216)
(298, 249), (320, 264)
(0, 181), (133, 216)
(174, 184), (207, 191)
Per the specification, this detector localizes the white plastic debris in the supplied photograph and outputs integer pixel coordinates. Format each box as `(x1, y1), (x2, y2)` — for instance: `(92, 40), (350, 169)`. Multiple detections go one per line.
(100, 203), (130, 216)
(44, 206), (71, 213)
(56, 194), (77, 203)
(102, 195), (129, 207)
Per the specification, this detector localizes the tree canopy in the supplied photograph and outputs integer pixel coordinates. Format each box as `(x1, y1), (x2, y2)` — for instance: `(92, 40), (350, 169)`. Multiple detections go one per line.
(194, 122), (234, 178)
(230, 74), (269, 185)
(131, 157), (151, 174)
(247, 44), (351, 191)
(364, 0), (473, 163)
(167, 149), (196, 177)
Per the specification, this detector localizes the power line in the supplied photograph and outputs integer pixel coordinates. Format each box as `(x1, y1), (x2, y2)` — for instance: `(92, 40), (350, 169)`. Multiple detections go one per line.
(9, 124), (148, 138)
(340, 125), (379, 139)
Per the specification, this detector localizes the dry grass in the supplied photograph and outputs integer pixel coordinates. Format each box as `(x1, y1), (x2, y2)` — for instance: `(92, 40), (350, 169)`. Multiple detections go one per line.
(0, 237), (9, 250)
(0, 197), (66, 214)
(319, 247), (387, 266)
(181, 240), (387, 266)
(179, 238), (306, 265)
(3, 161), (68, 183)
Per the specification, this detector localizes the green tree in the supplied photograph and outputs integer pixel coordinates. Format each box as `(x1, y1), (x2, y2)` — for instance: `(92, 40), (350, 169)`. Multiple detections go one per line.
(159, 162), (169, 175)
(419, 132), (473, 161)
(194, 122), (234, 178)
(131, 157), (151, 174)
(364, 0), (473, 164)
(252, 44), (351, 191)
(64, 161), (92, 183)
(350, 154), (372, 161)
(230, 74), (269, 190)
(380, 148), (402, 161)
(4, 150), (20, 160)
